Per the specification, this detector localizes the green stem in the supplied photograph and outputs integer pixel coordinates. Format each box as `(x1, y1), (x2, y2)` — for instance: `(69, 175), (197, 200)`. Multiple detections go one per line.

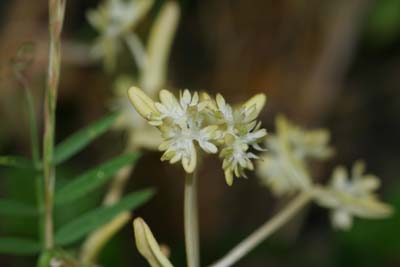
(24, 85), (40, 167)
(208, 192), (312, 267)
(42, 0), (66, 249)
(184, 170), (200, 267)
(15, 67), (45, 246)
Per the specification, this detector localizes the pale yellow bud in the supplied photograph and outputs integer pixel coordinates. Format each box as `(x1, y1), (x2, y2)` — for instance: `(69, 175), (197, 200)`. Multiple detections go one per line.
(128, 86), (158, 119)
(133, 218), (174, 267)
(242, 93), (267, 118)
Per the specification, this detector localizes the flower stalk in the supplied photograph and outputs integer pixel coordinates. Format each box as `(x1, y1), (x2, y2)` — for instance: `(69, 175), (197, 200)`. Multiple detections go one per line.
(184, 170), (200, 267)
(42, 0), (66, 249)
(208, 192), (312, 267)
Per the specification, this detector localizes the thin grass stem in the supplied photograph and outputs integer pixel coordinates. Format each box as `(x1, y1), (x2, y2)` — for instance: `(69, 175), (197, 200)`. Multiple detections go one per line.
(208, 192), (312, 267)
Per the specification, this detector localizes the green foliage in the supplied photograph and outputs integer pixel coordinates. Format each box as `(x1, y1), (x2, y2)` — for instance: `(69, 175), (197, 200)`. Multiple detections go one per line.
(0, 199), (37, 217)
(55, 188), (155, 246)
(53, 112), (119, 165)
(0, 237), (40, 255)
(335, 192), (400, 266)
(55, 153), (141, 205)
(38, 248), (98, 267)
(367, 0), (400, 45)
(0, 155), (34, 169)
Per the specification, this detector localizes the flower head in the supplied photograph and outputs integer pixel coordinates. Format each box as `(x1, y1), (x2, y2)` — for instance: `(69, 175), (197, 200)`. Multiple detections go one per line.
(212, 94), (267, 185)
(129, 87), (220, 173)
(257, 115), (333, 196)
(87, 0), (154, 70)
(313, 161), (393, 230)
(128, 86), (267, 184)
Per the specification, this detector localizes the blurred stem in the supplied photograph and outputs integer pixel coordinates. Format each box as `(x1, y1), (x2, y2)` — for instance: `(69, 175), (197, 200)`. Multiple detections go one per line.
(208, 192), (312, 267)
(184, 170), (200, 267)
(80, 146), (137, 263)
(16, 72), (41, 167)
(14, 70), (45, 244)
(139, 1), (180, 94)
(80, 212), (131, 263)
(124, 33), (147, 72)
(42, 0), (66, 249)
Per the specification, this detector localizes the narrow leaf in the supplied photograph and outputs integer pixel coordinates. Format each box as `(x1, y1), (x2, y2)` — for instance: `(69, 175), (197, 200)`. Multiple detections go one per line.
(0, 199), (37, 216)
(55, 153), (141, 205)
(55, 188), (155, 246)
(53, 112), (119, 164)
(0, 155), (34, 169)
(0, 238), (41, 255)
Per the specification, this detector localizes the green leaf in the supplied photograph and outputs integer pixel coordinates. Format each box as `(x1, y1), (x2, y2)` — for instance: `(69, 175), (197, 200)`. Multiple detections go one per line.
(0, 237), (41, 255)
(0, 155), (34, 169)
(55, 188), (155, 246)
(53, 112), (119, 164)
(0, 199), (37, 216)
(55, 153), (141, 205)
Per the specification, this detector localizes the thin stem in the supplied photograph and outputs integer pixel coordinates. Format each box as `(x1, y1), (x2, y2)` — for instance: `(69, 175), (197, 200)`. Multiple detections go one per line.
(139, 1), (180, 95)
(14, 69), (45, 245)
(124, 33), (147, 72)
(208, 192), (312, 267)
(42, 0), (66, 249)
(22, 80), (40, 167)
(184, 170), (200, 267)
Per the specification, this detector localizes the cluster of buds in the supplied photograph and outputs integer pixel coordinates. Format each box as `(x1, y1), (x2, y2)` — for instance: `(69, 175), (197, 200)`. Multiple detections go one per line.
(257, 116), (392, 230)
(128, 86), (267, 185)
(257, 115), (334, 196)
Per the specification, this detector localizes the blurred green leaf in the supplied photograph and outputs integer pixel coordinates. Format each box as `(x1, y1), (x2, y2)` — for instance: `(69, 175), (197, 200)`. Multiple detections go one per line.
(55, 153), (141, 205)
(53, 112), (119, 164)
(0, 155), (34, 169)
(0, 237), (40, 255)
(336, 192), (400, 264)
(55, 188), (155, 246)
(0, 199), (37, 217)
(367, 0), (400, 45)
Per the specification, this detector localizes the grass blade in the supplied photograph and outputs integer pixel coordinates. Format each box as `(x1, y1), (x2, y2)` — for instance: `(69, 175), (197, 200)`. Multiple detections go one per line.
(0, 238), (41, 255)
(53, 112), (119, 165)
(55, 188), (155, 246)
(0, 199), (37, 217)
(55, 153), (141, 205)
(0, 155), (34, 169)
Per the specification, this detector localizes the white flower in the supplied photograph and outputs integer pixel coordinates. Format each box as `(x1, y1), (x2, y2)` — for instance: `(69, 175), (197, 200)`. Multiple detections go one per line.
(128, 87), (267, 183)
(313, 161), (393, 230)
(214, 94), (267, 185)
(257, 116), (333, 196)
(129, 87), (220, 173)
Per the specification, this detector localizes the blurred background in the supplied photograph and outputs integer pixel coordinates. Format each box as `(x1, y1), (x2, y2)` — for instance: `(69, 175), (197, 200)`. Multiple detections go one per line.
(1, 0), (400, 266)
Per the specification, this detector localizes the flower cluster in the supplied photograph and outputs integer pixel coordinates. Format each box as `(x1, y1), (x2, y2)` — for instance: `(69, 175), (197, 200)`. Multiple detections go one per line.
(87, 0), (153, 70)
(128, 86), (267, 185)
(257, 115), (334, 196)
(313, 161), (393, 230)
(256, 116), (393, 231)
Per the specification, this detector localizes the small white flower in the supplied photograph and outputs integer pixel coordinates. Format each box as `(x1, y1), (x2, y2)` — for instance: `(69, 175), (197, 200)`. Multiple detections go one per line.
(129, 87), (220, 173)
(313, 161), (393, 230)
(214, 94), (267, 185)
